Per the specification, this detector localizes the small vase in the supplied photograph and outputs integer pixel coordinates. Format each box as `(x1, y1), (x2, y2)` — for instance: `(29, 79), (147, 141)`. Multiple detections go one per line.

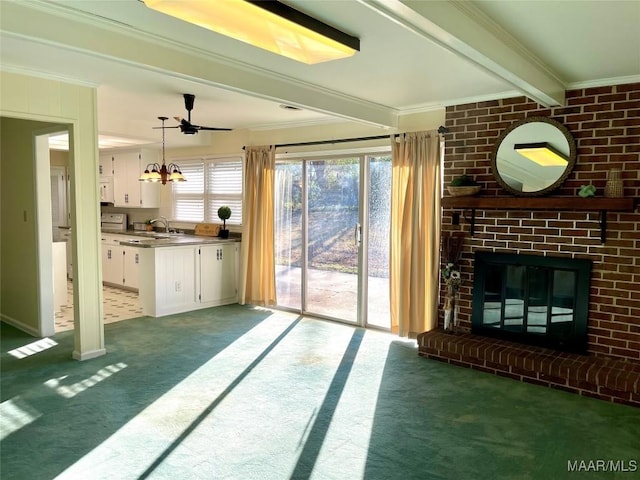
(604, 169), (624, 198)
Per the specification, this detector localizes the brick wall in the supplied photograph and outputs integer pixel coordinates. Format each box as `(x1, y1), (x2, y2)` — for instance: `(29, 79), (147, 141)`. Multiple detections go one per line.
(441, 83), (640, 362)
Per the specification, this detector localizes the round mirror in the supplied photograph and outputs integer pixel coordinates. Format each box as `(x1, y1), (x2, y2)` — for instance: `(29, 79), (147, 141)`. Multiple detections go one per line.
(491, 116), (577, 196)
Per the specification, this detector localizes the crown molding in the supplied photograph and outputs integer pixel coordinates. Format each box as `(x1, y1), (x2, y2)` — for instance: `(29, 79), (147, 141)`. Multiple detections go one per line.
(396, 90), (523, 113)
(567, 75), (640, 90)
(0, 60), (99, 88)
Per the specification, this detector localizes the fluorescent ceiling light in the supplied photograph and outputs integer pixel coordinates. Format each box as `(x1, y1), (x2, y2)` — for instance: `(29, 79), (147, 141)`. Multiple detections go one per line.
(143, 0), (359, 64)
(514, 142), (569, 167)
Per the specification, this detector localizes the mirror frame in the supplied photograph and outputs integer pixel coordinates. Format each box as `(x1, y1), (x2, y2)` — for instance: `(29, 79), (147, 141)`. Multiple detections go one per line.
(491, 116), (577, 197)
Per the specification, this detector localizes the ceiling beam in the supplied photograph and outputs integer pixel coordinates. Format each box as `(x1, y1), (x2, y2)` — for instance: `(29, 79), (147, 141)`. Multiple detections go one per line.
(362, 0), (566, 107)
(0, 1), (398, 129)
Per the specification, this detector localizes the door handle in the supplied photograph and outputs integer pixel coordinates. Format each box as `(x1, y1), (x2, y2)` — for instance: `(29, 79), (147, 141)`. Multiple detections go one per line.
(354, 223), (361, 246)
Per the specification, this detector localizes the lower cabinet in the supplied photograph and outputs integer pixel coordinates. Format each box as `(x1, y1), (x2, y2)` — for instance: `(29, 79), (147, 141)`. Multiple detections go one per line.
(102, 234), (140, 290)
(138, 242), (240, 317)
(199, 244), (238, 304)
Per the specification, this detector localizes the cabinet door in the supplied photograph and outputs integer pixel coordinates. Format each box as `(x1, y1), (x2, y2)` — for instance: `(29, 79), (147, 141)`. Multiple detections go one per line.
(139, 150), (160, 208)
(123, 246), (140, 290)
(102, 244), (123, 285)
(155, 247), (197, 309)
(199, 246), (222, 303)
(219, 244), (238, 301)
(113, 151), (141, 207)
(200, 244), (238, 303)
(99, 155), (113, 177)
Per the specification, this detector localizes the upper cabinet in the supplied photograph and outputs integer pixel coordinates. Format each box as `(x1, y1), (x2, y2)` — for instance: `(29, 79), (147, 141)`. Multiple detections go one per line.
(99, 155), (113, 177)
(101, 149), (160, 208)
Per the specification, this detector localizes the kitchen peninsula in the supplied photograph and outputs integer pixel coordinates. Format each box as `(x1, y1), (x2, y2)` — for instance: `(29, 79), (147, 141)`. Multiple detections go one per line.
(118, 234), (240, 317)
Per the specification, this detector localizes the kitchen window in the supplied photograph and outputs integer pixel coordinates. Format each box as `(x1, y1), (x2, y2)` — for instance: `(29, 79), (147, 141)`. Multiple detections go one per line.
(172, 155), (243, 225)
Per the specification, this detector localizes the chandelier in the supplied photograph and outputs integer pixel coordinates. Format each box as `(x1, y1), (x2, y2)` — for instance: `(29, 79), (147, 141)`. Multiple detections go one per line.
(139, 116), (186, 185)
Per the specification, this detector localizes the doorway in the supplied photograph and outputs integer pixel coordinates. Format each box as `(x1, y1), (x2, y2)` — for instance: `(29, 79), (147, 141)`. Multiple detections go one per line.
(275, 152), (391, 329)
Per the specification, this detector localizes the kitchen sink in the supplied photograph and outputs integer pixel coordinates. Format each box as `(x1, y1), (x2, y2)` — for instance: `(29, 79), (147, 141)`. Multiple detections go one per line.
(133, 232), (185, 239)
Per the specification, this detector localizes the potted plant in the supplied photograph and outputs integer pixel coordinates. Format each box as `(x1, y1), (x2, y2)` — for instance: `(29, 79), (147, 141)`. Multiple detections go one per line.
(448, 174), (481, 196)
(217, 206), (231, 238)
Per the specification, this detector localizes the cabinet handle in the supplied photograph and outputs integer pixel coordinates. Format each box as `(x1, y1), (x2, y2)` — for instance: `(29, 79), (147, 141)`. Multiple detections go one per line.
(124, 193), (129, 203)
(135, 253), (139, 264)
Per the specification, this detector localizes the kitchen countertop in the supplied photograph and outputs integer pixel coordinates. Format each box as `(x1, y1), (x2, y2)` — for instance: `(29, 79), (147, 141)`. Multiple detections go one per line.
(103, 230), (240, 248)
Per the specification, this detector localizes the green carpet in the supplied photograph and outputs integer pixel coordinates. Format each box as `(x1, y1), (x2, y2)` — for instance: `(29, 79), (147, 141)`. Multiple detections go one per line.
(1, 305), (638, 479)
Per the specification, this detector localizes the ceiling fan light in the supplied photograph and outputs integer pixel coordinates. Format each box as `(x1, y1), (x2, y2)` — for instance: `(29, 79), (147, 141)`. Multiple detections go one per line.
(514, 142), (568, 167)
(143, 0), (359, 64)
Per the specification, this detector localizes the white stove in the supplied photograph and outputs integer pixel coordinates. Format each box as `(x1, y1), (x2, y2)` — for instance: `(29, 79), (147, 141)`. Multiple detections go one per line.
(101, 213), (127, 232)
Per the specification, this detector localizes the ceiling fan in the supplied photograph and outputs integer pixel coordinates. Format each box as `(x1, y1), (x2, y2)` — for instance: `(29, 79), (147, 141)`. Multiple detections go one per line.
(168, 93), (232, 135)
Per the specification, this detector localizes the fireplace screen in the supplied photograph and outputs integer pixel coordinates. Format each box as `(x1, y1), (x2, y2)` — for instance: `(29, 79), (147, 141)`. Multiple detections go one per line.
(472, 252), (591, 353)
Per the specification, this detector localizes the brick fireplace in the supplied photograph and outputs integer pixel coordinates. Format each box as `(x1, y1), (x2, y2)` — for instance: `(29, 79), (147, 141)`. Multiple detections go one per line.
(418, 83), (640, 406)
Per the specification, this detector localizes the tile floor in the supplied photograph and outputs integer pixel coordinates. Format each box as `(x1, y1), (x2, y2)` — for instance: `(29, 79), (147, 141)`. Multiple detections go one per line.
(54, 281), (143, 332)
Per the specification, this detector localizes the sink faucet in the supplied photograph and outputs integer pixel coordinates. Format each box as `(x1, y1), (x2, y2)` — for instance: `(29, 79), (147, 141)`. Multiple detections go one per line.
(150, 216), (169, 233)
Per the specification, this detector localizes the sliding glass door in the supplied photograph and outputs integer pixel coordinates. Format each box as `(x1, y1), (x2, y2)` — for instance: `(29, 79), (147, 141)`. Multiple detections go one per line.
(306, 158), (360, 322)
(275, 153), (391, 328)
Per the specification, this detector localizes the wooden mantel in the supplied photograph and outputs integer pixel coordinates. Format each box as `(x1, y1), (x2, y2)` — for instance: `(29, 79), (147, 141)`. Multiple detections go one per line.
(441, 196), (637, 243)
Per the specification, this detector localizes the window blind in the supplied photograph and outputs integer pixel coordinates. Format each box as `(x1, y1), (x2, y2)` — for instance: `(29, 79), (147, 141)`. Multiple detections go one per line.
(172, 156), (243, 224)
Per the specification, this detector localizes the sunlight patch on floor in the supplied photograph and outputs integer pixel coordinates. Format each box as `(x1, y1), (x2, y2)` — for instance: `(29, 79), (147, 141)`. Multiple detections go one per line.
(44, 363), (128, 399)
(53, 309), (398, 480)
(54, 310), (304, 479)
(0, 396), (42, 440)
(7, 337), (58, 359)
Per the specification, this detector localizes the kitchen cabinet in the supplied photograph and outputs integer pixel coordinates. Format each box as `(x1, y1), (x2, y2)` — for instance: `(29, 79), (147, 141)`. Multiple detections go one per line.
(138, 241), (240, 317)
(101, 234), (140, 290)
(199, 244), (238, 304)
(99, 154), (113, 177)
(106, 149), (160, 208)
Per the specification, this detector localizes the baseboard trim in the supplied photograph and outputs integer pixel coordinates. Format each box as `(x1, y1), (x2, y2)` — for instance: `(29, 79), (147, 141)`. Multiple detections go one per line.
(0, 314), (40, 337)
(72, 348), (107, 361)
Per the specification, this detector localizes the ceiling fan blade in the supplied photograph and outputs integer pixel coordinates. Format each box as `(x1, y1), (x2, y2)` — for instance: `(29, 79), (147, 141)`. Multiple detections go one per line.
(174, 116), (184, 123)
(152, 125), (180, 129)
(197, 126), (233, 131)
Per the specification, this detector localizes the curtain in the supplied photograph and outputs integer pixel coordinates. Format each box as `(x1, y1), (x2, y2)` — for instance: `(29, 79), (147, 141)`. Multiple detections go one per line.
(239, 145), (276, 306)
(390, 131), (442, 337)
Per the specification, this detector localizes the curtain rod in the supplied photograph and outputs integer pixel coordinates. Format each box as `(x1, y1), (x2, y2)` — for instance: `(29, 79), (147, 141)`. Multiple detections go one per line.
(242, 125), (449, 150)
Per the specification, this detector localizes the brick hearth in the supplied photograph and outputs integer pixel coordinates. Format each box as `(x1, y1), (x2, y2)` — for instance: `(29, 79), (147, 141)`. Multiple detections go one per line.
(418, 330), (640, 407)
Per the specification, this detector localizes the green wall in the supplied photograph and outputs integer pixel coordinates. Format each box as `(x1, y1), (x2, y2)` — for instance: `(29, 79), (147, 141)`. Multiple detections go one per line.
(0, 117), (56, 332)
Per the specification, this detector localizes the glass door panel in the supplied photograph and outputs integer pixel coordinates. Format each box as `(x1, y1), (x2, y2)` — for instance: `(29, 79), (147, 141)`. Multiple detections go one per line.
(305, 159), (360, 322)
(366, 155), (391, 329)
(274, 162), (302, 310)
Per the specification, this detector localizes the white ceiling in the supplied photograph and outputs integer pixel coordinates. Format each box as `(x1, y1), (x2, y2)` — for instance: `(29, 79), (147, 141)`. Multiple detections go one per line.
(1, 0), (638, 148)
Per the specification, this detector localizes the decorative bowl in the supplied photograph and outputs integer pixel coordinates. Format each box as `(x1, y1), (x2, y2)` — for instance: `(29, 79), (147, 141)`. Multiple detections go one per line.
(447, 186), (481, 197)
